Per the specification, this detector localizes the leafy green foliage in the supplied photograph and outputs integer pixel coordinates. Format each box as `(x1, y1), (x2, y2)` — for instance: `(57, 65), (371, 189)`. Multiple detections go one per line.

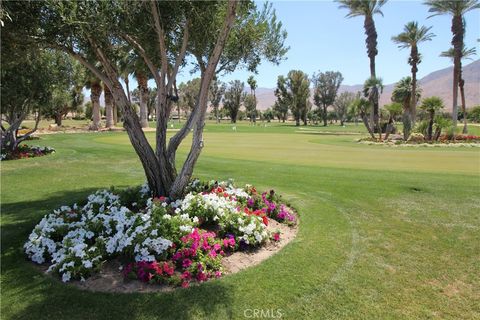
(223, 80), (245, 123)
(312, 71), (344, 126)
(275, 70), (310, 126)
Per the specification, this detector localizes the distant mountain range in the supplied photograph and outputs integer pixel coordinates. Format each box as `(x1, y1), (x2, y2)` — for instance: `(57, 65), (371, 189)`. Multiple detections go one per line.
(254, 59), (480, 111)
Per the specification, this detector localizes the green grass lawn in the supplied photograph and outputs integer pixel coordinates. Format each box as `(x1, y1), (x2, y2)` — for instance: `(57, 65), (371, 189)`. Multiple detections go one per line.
(1, 122), (479, 319)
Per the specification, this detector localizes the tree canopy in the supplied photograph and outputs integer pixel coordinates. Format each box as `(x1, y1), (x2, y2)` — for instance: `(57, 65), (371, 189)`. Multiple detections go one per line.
(3, 0), (288, 198)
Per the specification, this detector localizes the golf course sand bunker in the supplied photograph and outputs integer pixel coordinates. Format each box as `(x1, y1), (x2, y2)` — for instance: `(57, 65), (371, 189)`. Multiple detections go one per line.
(67, 219), (297, 293)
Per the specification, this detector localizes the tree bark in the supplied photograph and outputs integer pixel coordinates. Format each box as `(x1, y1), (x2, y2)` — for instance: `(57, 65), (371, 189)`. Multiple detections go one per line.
(364, 16), (377, 79)
(113, 103), (118, 124)
(125, 76), (131, 104)
(402, 110), (412, 141)
(451, 15), (463, 128)
(384, 116), (394, 140)
(427, 110), (434, 141)
(136, 71), (149, 128)
(323, 104), (327, 126)
(459, 77), (468, 134)
(55, 112), (62, 126)
(361, 110), (375, 139)
(410, 45), (419, 125)
(104, 83), (114, 128)
(90, 81), (102, 131)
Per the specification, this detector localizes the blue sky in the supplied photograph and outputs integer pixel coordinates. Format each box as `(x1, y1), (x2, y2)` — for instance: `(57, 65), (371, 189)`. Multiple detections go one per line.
(131, 0), (479, 90)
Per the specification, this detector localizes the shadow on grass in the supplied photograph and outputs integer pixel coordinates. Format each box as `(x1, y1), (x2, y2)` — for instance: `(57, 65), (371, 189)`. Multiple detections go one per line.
(2, 188), (234, 320)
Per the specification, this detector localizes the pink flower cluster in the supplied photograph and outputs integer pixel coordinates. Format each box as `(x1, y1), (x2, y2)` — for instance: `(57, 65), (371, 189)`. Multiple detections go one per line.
(172, 228), (235, 288)
(276, 204), (296, 222)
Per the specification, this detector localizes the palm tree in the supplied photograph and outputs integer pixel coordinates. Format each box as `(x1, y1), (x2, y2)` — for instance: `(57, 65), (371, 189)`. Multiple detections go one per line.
(391, 76), (421, 141)
(420, 96), (445, 141)
(440, 45), (477, 133)
(118, 50), (151, 128)
(337, 0), (387, 78)
(363, 76), (383, 139)
(104, 83), (114, 128)
(392, 21), (435, 123)
(383, 102), (402, 140)
(85, 75), (102, 131)
(135, 70), (150, 128)
(350, 93), (375, 139)
(247, 75), (258, 123)
(337, 0), (387, 135)
(424, 0), (480, 127)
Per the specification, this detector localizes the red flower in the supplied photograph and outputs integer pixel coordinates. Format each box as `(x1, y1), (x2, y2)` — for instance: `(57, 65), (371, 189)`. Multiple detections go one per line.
(262, 216), (269, 226)
(162, 262), (175, 276)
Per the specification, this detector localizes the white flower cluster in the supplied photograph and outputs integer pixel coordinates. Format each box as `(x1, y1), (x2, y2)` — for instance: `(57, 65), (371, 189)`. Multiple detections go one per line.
(181, 192), (238, 221)
(24, 190), (173, 282)
(228, 213), (268, 245)
(224, 187), (250, 199)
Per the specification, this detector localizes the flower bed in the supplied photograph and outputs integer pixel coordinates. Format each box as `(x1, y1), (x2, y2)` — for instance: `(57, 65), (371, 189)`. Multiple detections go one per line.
(24, 180), (297, 289)
(357, 134), (480, 148)
(1, 144), (55, 161)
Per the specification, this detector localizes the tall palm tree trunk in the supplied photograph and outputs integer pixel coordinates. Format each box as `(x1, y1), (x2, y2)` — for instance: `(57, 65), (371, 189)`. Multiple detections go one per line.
(459, 76), (468, 134)
(90, 82), (102, 131)
(364, 15), (380, 138)
(104, 83), (114, 128)
(410, 45), (419, 125)
(364, 16), (377, 78)
(136, 72), (149, 128)
(451, 15), (464, 128)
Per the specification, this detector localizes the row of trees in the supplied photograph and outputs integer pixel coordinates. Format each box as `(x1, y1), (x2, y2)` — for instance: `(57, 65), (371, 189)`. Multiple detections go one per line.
(175, 76), (259, 124)
(272, 70), (348, 127)
(337, 0), (479, 140)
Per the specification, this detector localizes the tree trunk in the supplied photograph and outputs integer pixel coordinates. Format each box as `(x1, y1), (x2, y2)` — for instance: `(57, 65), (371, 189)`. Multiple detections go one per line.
(402, 110), (412, 141)
(364, 16), (377, 79)
(410, 45), (418, 125)
(136, 71), (149, 128)
(459, 77), (468, 134)
(55, 112), (62, 126)
(451, 15), (463, 128)
(364, 15), (380, 139)
(104, 83), (114, 128)
(374, 105), (381, 140)
(125, 76), (131, 104)
(113, 103), (118, 124)
(90, 81), (102, 131)
(433, 127), (442, 141)
(361, 110), (375, 139)
(384, 116), (394, 140)
(323, 104), (328, 126)
(427, 110), (434, 141)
